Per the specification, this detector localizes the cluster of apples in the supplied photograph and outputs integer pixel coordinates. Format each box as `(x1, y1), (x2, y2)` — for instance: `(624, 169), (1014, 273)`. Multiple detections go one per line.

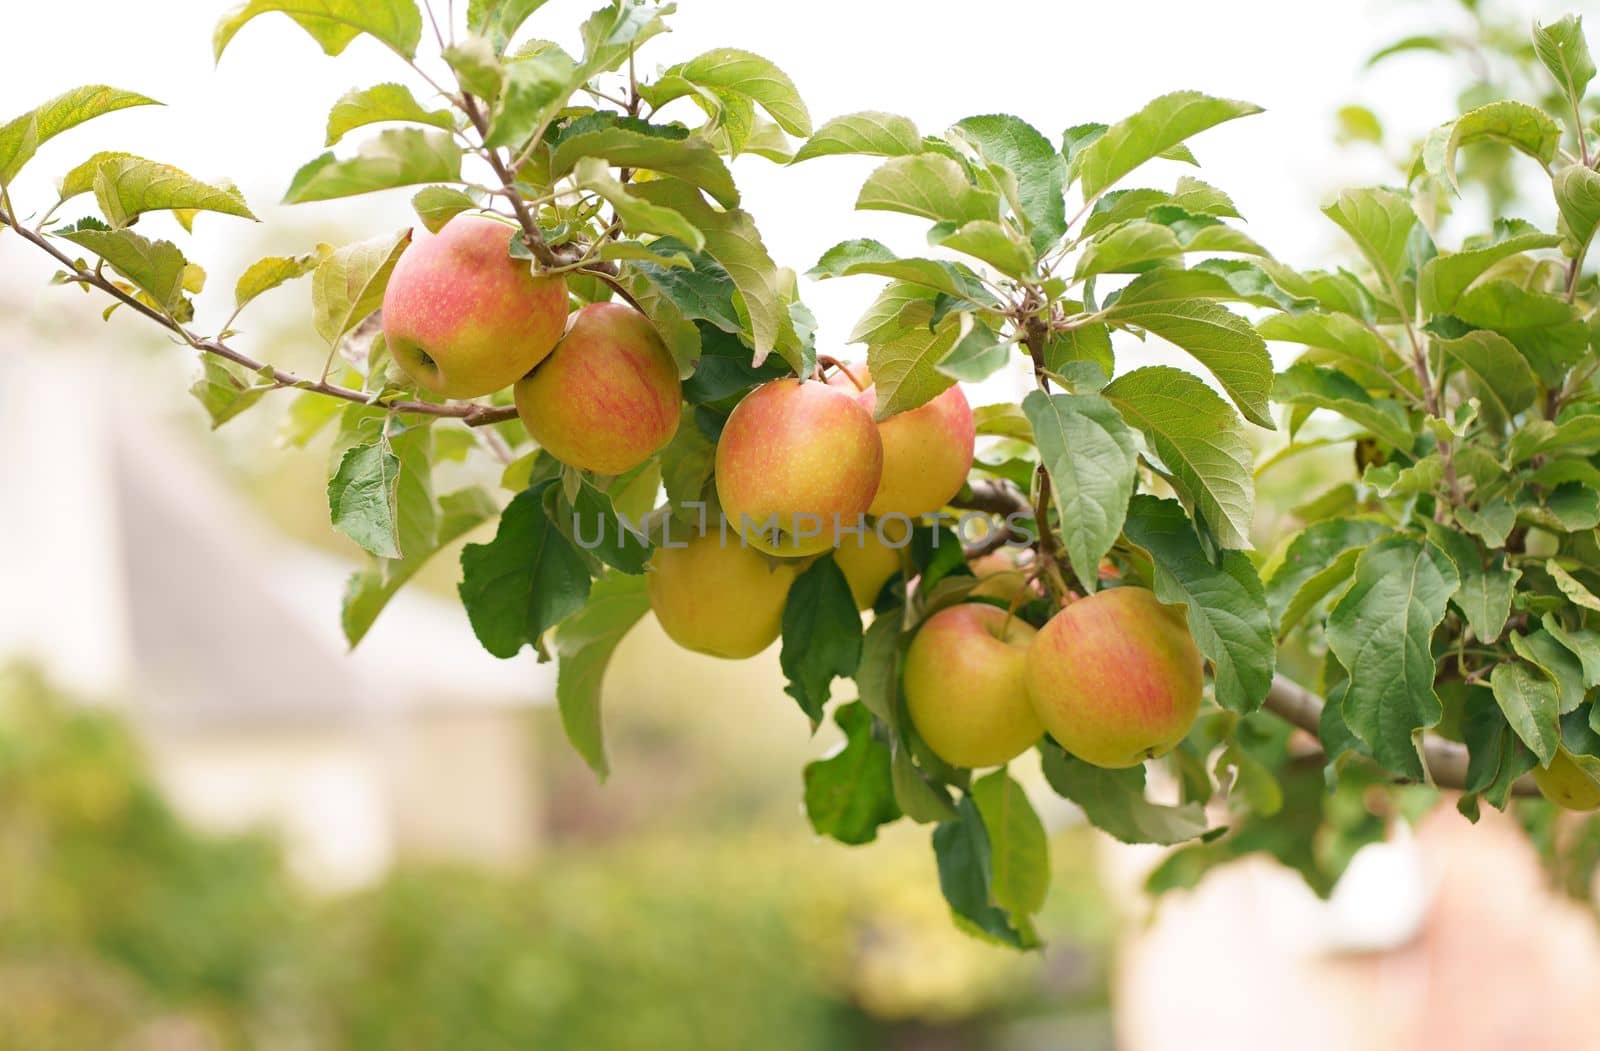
(382, 213), (1206, 773)
(383, 214), (683, 473)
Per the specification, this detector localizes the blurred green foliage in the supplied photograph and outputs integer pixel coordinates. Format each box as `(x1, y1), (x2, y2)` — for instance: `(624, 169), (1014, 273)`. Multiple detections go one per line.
(0, 666), (1114, 1050)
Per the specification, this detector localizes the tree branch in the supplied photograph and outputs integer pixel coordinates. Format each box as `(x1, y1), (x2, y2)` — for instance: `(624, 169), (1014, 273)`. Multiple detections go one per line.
(1264, 675), (1537, 797)
(460, 93), (559, 269)
(0, 208), (517, 427)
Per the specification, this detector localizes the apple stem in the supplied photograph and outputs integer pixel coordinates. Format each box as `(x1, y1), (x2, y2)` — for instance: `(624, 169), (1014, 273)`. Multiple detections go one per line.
(817, 355), (868, 390)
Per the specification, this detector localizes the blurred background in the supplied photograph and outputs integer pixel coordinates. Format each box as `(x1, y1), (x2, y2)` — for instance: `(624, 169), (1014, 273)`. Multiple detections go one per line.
(5, 0), (1600, 1048)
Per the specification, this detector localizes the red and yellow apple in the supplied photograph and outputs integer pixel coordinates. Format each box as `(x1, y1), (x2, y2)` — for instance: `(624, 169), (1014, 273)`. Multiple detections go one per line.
(383, 213), (569, 398)
(903, 603), (1043, 768)
(1026, 587), (1203, 768)
(715, 379), (883, 557)
(832, 516), (911, 610)
(646, 531), (799, 659)
(514, 301), (681, 475)
(829, 364), (975, 518)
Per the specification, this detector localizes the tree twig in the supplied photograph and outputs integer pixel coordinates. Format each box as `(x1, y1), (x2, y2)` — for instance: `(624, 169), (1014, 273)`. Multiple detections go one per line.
(0, 208), (517, 427)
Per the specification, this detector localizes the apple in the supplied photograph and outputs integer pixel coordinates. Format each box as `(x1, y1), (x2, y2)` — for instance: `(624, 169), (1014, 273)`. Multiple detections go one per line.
(832, 516), (911, 609)
(646, 530), (800, 659)
(715, 379), (883, 557)
(514, 302), (681, 475)
(829, 364), (975, 518)
(1533, 750), (1600, 810)
(903, 603), (1043, 768)
(1026, 587), (1204, 768)
(969, 547), (1035, 606)
(383, 213), (569, 399)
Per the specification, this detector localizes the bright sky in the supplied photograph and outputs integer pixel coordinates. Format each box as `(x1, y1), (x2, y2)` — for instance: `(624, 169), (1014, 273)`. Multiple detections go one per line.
(0, 0), (1591, 362)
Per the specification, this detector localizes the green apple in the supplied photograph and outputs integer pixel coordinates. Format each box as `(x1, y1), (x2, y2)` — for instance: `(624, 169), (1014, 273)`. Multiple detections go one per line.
(969, 547), (1035, 606)
(904, 603), (1043, 768)
(1533, 749), (1600, 810)
(830, 364), (974, 518)
(514, 302), (681, 475)
(832, 516), (910, 609)
(1026, 587), (1203, 768)
(715, 379), (883, 557)
(383, 213), (569, 399)
(646, 530), (799, 659)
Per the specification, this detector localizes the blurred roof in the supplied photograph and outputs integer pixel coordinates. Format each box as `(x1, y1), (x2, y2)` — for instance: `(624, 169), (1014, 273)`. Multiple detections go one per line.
(0, 335), (553, 726)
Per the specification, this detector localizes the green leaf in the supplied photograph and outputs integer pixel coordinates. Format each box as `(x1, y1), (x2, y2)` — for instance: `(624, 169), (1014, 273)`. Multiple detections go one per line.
(810, 238), (991, 303)
(1103, 367), (1255, 550)
(855, 153), (1000, 226)
(329, 435), (402, 558)
(89, 156), (255, 228)
(855, 615), (955, 824)
(285, 129), (461, 204)
(1418, 231), (1560, 315)
(630, 179), (798, 370)
(805, 701), (900, 845)
(343, 487), (497, 647)
(932, 796), (1037, 949)
(1122, 495), (1275, 713)
(1040, 740), (1208, 844)
(56, 223), (189, 315)
(560, 481), (650, 575)
(792, 111), (921, 162)
(1074, 221), (1182, 279)
(1101, 270), (1274, 427)
(1434, 331), (1538, 427)
(1459, 685), (1537, 808)
(935, 322), (1009, 383)
(1544, 614), (1600, 689)
(779, 558), (863, 723)
(549, 117), (739, 209)
(572, 157), (704, 251)
(1272, 363), (1414, 449)
(233, 251), (319, 311)
(1510, 630), (1586, 714)
(1508, 414), (1600, 463)
(1554, 164), (1600, 251)
(1322, 187), (1417, 299)
(1453, 280), (1587, 385)
(484, 47), (579, 150)
(459, 483), (593, 659)
(190, 356), (275, 428)
(1074, 91), (1262, 199)
(867, 316), (963, 420)
(325, 82), (453, 146)
(551, 572), (651, 778)
(1488, 661), (1561, 765)
(1549, 562), (1600, 612)
(574, 0), (670, 82)
(1023, 390), (1137, 591)
(1534, 15), (1596, 108)
(1451, 557), (1519, 643)
(214, 0), (423, 60)
(468, 0), (551, 49)
(1256, 312), (1400, 392)
(443, 36), (504, 101)
(970, 770), (1049, 922)
(931, 220), (1034, 277)
(1456, 499), (1516, 547)
(1430, 101), (1561, 193)
(0, 85), (160, 186)
(410, 186), (478, 233)
(952, 114), (1067, 253)
(635, 247), (740, 337)
(1328, 536), (1460, 779)
(648, 49), (811, 137)
(312, 228), (411, 345)
(1265, 518), (1389, 630)
(1172, 176), (1241, 218)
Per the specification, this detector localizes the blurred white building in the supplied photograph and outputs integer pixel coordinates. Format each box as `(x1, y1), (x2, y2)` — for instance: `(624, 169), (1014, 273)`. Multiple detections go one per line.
(0, 325), (552, 890)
